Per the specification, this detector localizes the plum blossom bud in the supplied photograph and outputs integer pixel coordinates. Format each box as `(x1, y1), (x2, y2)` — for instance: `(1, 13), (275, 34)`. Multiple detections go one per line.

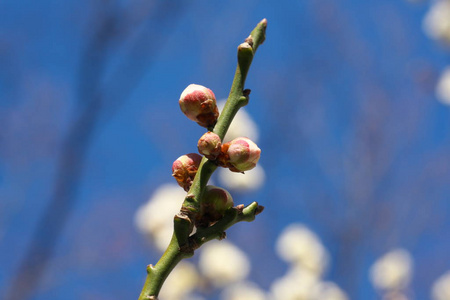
(201, 185), (234, 222)
(221, 137), (261, 172)
(179, 84), (219, 128)
(198, 132), (222, 160)
(172, 153), (202, 191)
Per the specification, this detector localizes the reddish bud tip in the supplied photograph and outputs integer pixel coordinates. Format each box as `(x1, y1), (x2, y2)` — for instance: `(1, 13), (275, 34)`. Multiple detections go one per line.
(198, 132), (222, 160)
(222, 137), (261, 172)
(179, 84), (219, 128)
(172, 153), (202, 191)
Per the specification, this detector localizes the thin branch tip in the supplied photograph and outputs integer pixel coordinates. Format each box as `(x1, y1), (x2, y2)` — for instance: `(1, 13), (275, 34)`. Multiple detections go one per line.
(256, 205), (265, 215)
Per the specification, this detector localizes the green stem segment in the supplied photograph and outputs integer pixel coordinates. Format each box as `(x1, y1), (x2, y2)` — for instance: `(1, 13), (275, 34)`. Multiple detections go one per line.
(189, 202), (264, 249)
(137, 234), (192, 300)
(213, 18), (267, 140)
(137, 18), (267, 300)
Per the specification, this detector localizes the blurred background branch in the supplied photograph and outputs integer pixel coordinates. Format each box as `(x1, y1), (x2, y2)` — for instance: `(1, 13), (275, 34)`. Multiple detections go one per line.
(5, 1), (186, 299)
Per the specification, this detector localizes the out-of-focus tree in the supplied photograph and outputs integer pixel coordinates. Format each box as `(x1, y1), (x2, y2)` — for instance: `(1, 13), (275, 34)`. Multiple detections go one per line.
(3, 1), (187, 299)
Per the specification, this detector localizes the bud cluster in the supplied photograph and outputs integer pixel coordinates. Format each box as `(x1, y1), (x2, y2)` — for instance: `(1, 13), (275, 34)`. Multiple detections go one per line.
(196, 132), (261, 173)
(177, 83), (261, 172)
(172, 83), (262, 224)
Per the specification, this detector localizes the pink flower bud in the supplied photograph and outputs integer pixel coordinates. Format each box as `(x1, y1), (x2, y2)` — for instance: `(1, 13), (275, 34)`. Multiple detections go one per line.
(221, 137), (261, 172)
(172, 153), (202, 191)
(179, 84), (219, 128)
(201, 185), (234, 222)
(198, 132), (222, 160)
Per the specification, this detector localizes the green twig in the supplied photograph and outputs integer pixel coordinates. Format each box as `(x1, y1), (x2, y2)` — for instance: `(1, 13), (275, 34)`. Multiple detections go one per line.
(137, 18), (267, 300)
(189, 202), (265, 250)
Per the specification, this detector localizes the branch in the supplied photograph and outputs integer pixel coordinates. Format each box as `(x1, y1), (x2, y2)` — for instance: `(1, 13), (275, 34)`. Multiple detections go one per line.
(137, 18), (267, 300)
(189, 202), (265, 250)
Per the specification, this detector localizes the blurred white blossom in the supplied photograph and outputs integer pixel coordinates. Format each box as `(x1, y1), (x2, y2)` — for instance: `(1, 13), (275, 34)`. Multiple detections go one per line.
(181, 296), (206, 300)
(198, 240), (251, 288)
(134, 184), (185, 252)
(218, 164), (265, 192)
(271, 226), (347, 300)
(369, 248), (413, 291)
(423, 0), (450, 43)
(275, 223), (329, 275)
(436, 67), (450, 105)
(432, 271), (450, 300)
(159, 261), (200, 300)
(312, 282), (349, 300)
(381, 291), (409, 300)
(218, 100), (260, 143)
(151, 226), (175, 253)
(269, 267), (320, 300)
(221, 281), (267, 300)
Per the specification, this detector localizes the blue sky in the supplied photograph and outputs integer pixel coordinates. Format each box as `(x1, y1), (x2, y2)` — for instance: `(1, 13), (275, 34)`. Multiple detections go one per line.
(1, 0), (450, 299)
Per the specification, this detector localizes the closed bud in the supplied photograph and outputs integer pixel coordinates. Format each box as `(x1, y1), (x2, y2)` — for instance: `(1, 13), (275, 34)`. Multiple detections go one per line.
(198, 132), (222, 160)
(221, 137), (261, 172)
(179, 84), (219, 128)
(201, 185), (234, 222)
(172, 153), (202, 191)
